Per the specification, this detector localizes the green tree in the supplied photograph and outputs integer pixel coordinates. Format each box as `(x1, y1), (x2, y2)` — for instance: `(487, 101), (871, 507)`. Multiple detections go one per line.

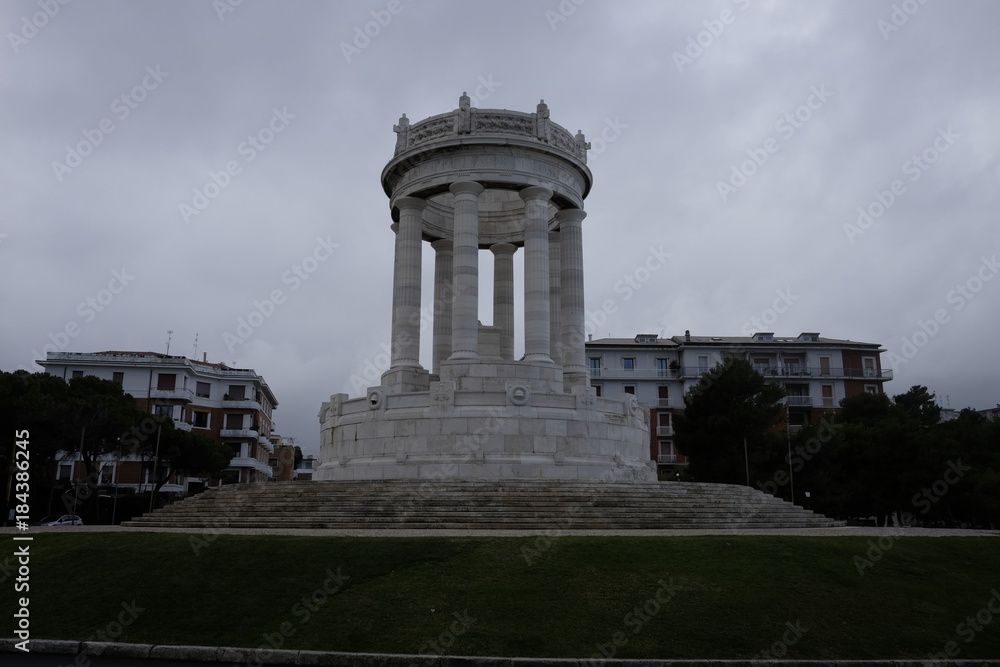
(144, 425), (232, 503)
(674, 359), (787, 485)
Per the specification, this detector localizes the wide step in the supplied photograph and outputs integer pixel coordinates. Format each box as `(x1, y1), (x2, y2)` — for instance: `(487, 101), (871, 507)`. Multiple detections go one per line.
(123, 480), (844, 530)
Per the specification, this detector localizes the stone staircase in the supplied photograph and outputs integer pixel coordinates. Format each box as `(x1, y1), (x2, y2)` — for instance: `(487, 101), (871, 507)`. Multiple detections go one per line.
(122, 480), (845, 530)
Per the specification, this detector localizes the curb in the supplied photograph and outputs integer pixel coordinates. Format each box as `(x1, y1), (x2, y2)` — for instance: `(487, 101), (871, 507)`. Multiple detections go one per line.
(4, 640), (1000, 666)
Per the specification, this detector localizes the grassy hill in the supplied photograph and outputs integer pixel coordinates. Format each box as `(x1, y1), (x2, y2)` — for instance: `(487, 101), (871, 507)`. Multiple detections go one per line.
(4, 532), (998, 660)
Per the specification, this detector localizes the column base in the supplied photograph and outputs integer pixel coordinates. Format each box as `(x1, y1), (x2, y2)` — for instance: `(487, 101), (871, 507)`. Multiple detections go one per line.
(381, 366), (430, 393)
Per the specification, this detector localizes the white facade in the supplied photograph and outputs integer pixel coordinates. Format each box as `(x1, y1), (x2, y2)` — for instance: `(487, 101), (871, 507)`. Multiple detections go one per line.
(40, 351), (279, 489)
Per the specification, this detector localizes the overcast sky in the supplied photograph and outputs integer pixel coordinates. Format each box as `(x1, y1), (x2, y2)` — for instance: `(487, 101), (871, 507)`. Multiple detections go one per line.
(3, 0), (998, 454)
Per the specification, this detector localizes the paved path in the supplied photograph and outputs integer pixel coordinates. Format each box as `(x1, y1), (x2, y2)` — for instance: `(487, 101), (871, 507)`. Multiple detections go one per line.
(3, 525), (997, 537)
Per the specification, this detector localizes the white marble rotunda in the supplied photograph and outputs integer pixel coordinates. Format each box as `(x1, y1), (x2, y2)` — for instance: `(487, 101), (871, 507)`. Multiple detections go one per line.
(316, 94), (655, 482)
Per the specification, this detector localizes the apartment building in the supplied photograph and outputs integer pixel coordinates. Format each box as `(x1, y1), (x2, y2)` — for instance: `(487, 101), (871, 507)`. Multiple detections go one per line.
(39, 351), (279, 492)
(585, 332), (891, 472)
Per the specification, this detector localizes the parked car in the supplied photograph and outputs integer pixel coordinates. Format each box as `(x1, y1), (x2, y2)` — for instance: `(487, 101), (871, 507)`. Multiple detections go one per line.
(36, 514), (84, 526)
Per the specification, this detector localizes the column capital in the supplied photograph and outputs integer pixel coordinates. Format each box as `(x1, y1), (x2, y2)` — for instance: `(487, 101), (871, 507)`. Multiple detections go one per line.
(431, 238), (453, 251)
(395, 196), (427, 212)
(490, 242), (517, 257)
(449, 181), (484, 197)
(555, 208), (587, 224)
(519, 186), (553, 203)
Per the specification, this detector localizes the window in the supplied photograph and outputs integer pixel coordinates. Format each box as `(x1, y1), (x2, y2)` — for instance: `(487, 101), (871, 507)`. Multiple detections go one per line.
(592, 384), (603, 397)
(157, 373), (176, 390)
(154, 404), (173, 419)
(192, 411), (209, 428)
(863, 357), (876, 378)
(100, 465), (114, 484)
(624, 385), (636, 395)
(228, 385), (247, 400)
(589, 358), (602, 377)
(72, 370), (83, 379)
(865, 385), (879, 394)
(658, 441), (677, 463)
(196, 382), (211, 398)
(112, 372), (124, 386)
(656, 358), (669, 377)
(821, 385), (834, 406)
(753, 357), (770, 374)
(698, 356), (709, 373)
(225, 414), (244, 430)
(231, 443), (244, 458)
(58, 463), (73, 481)
(819, 356), (831, 376)
(784, 359), (800, 375)
(657, 385), (670, 407)
(623, 357), (635, 371)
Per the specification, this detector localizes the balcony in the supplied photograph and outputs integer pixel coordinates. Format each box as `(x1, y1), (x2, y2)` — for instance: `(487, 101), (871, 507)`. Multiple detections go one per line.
(784, 396), (814, 407)
(222, 398), (261, 410)
(220, 428), (259, 439)
(758, 367), (893, 380)
(657, 454), (687, 464)
(591, 368), (680, 380)
(149, 388), (194, 402)
(656, 425), (674, 437)
(655, 397), (679, 408)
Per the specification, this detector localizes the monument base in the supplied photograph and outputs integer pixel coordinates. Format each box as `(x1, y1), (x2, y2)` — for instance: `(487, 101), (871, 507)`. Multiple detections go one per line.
(316, 383), (656, 482)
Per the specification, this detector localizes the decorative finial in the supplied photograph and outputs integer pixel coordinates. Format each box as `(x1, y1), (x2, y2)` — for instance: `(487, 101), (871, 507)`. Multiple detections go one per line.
(575, 129), (591, 163)
(393, 113), (411, 155)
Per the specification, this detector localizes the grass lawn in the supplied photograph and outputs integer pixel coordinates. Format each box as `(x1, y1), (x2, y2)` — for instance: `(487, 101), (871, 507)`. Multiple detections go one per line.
(4, 532), (999, 660)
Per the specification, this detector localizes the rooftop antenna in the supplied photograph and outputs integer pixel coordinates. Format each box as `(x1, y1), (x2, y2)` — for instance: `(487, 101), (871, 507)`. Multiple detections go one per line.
(192, 333), (199, 360)
(165, 330), (173, 355)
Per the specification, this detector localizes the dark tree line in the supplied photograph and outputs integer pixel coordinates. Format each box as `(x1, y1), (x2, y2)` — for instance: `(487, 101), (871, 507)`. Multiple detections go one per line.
(1, 370), (232, 524)
(674, 360), (1000, 527)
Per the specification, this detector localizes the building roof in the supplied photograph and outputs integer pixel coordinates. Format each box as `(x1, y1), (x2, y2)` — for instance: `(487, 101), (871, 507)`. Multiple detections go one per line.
(586, 333), (884, 350)
(39, 350), (278, 406)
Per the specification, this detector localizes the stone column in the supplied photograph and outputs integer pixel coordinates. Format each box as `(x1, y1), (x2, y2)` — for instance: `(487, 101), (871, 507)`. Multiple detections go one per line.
(548, 231), (562, 366)
(558, 208), (588, 387)
(449, 181), (484, 360)
(431, 239), (454, 375)
(388, 197), (426, 369)
(520, 186), (553, 364)
(491, 243), (516, 361)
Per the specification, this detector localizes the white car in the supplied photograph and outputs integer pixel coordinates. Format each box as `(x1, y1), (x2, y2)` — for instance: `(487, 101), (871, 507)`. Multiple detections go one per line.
(37, 514), (84, 526)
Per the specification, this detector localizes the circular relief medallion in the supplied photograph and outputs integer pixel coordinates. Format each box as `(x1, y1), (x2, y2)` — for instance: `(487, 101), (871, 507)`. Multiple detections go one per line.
(507, 384), (531, 406)
(367, 388), (386, 410)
